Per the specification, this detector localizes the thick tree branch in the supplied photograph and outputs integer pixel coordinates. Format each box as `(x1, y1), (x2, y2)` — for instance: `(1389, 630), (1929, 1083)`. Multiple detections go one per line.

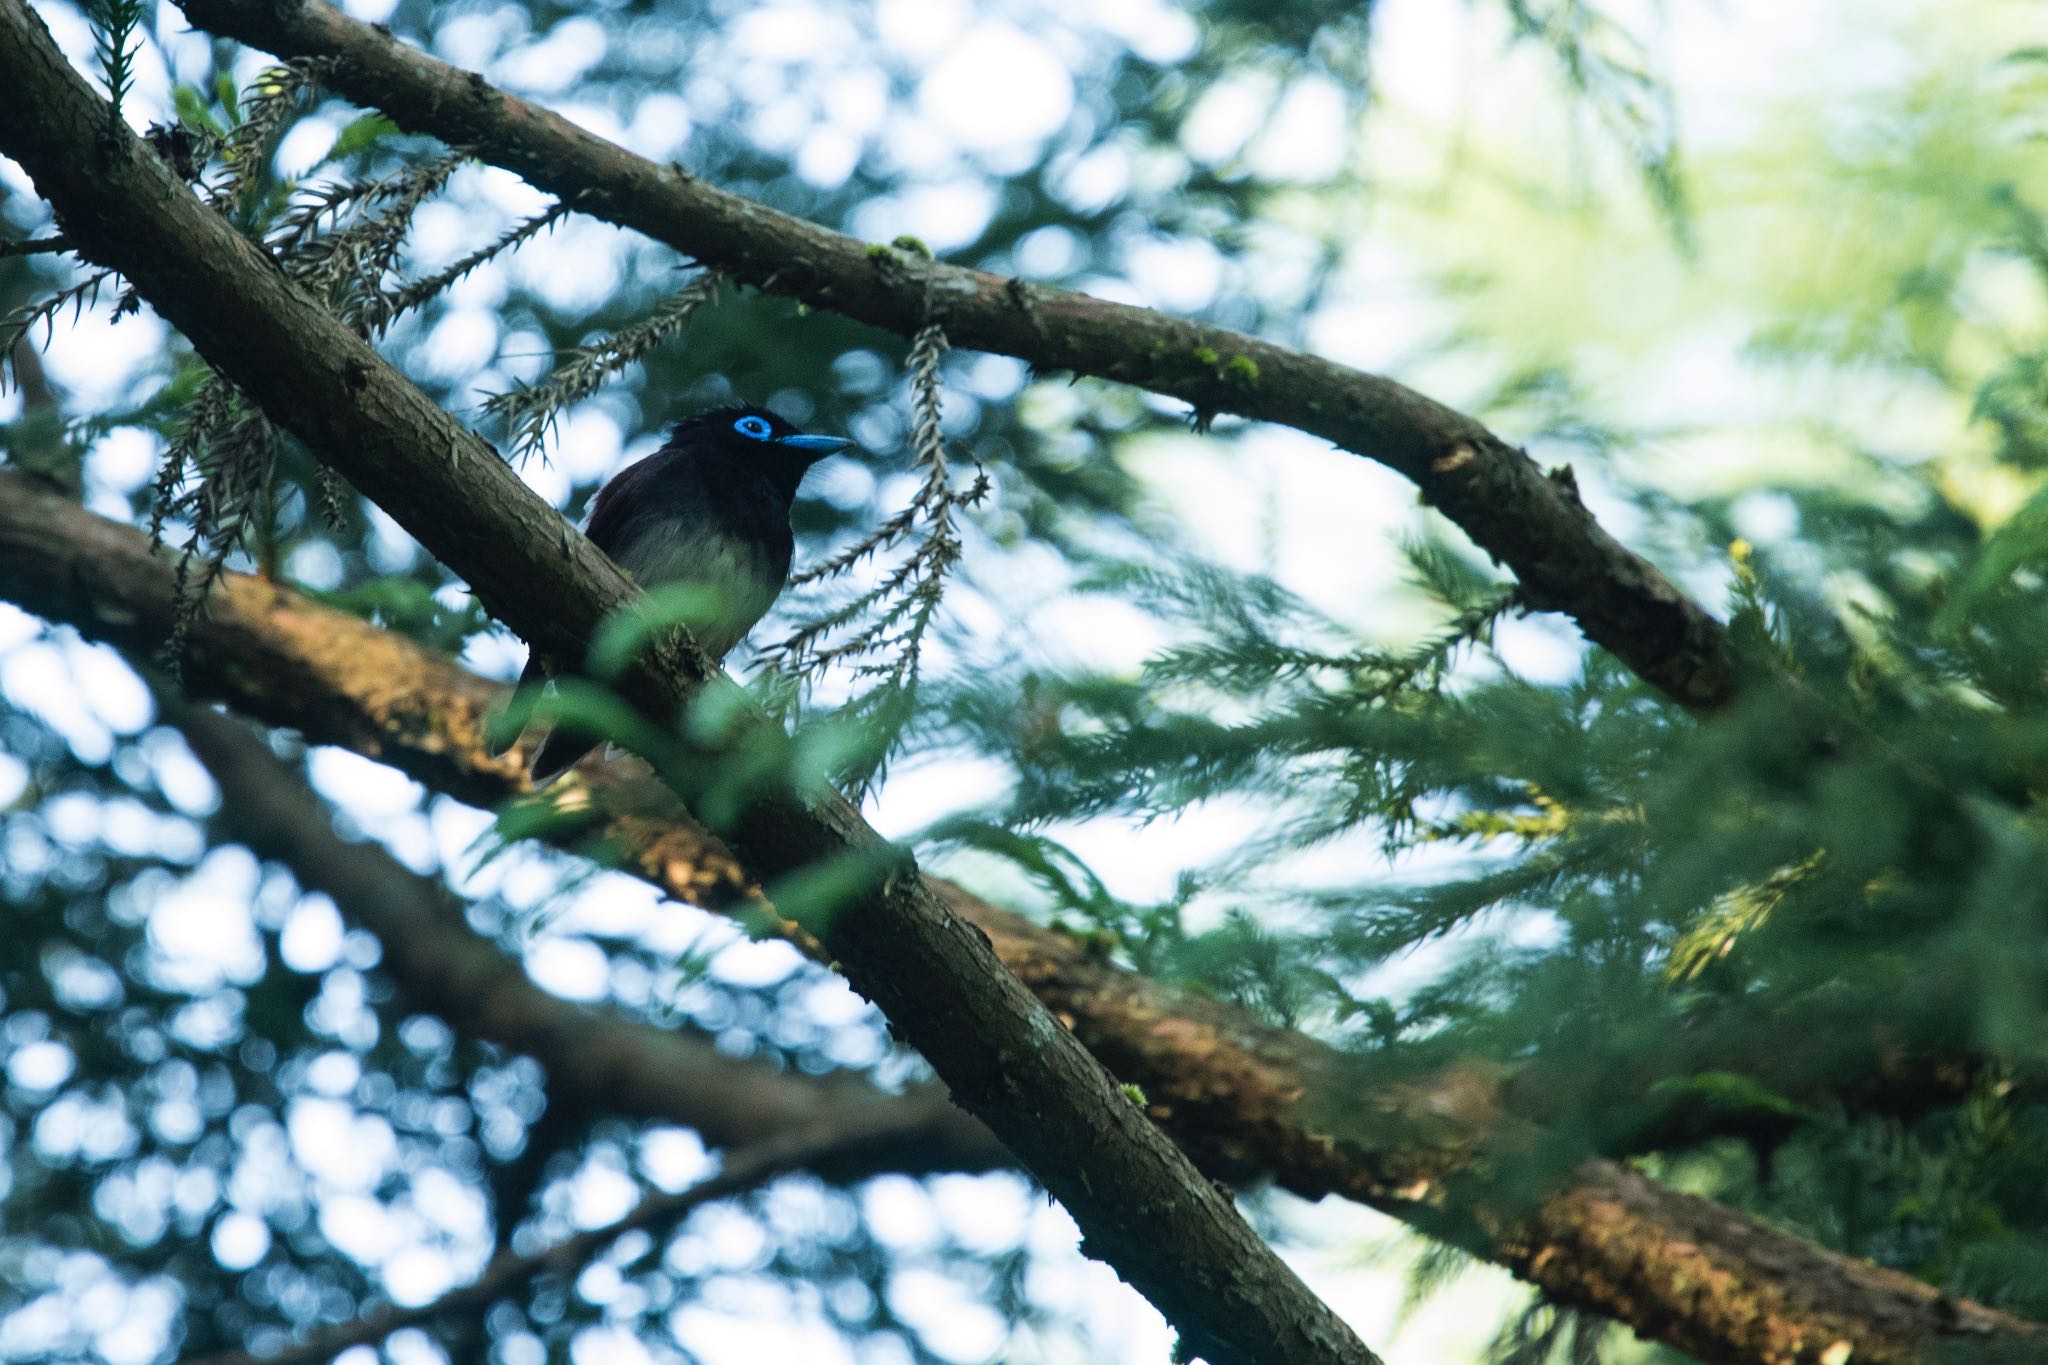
(173, 0), (1736, 713)
(0, 11), (1377, 1364)
(1, 470), (2037, 1364)
(159, 694), (1006, 1178)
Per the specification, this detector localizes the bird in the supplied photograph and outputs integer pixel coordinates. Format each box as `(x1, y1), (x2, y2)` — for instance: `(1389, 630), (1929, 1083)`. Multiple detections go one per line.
(507, 402), (854, 782)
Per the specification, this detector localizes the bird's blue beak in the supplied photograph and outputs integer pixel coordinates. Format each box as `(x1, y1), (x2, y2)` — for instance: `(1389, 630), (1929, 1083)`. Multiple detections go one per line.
(776, 434), (855, 455)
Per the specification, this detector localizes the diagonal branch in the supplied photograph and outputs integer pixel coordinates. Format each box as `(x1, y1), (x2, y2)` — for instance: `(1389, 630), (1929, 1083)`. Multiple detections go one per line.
(158, 694), (1005, 1178)
(0, 10), (1377, 1363)
(1, 469), (2038, 1364)
(172, 0), (1736, 714)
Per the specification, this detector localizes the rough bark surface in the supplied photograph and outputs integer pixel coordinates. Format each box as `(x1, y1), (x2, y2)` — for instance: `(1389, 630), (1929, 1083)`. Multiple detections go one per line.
(0, 9), (1380, 1363)
(174, 0), (1737, 713)
(2, 471), (2039, 1365)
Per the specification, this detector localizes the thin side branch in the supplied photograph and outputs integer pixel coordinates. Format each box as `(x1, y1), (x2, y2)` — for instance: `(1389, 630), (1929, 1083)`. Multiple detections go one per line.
(0, 233), (74, 257)
(178, 1130), (874, 1365)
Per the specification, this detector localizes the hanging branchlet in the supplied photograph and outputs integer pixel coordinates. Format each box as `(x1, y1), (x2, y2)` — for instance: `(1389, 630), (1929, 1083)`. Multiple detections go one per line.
(148, 374), (232, 549)
(310, 467), (351, 532)
(160, 387), (277, 549)
(208, 60), (337, 213)
(151, 380), (281, 675)
(284, 153), (465, 331)
(1, 271), (118, 395)
(1500, 0), (1689, 242)
(287, 164), (553, 535)
(19, 75), (530, 666)
(153, 135), (530, 668)
(1485, 1297), (1615, 1365)
(371, 202), (568, 331)
(266, 165), (561, 351)
(757, 319), (989, 790)
(479, 273), (721, 464)
(149, 151), (462, 665)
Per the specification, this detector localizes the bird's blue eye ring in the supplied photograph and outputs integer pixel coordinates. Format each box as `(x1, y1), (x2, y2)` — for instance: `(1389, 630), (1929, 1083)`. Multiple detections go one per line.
(733, 415), (774, 441)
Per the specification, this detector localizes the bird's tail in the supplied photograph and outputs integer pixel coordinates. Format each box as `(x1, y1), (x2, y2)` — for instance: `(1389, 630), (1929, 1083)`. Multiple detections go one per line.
(493, 651), (600, 780)
(527, 726), (599, 785)
(485, 651), (551, 759)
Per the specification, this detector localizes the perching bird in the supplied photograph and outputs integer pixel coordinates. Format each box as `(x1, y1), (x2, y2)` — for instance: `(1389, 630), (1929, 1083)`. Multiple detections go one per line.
(510, 403), (853, 782)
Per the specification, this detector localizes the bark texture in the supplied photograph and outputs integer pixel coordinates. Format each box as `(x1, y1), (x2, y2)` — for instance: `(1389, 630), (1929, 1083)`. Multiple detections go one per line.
(174, 0), (1737, 712)
(2, 470), (2039, 1365)
(0, 9), (1379, 1362)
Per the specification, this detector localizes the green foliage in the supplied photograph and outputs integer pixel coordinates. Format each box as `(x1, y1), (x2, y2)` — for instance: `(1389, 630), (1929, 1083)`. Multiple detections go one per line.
(311, 577), (491, 653)
(112, 68), (521, 670)
(1488, 1299), (1614, 1365)
(1498, 0), (1691, 243)
(204, 62), (332, 213)
(86, 0), (145, 132)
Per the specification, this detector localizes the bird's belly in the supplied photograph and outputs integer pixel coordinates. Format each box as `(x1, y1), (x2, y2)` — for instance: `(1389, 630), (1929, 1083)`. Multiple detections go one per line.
(615, 532), (784, 660)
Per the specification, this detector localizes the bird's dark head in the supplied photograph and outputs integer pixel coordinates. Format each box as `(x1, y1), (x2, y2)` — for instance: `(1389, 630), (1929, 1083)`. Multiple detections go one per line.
(669, 404), (854, 467)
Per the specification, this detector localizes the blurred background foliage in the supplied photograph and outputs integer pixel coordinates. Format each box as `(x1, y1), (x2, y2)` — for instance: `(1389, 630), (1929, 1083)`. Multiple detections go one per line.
(5, 0), (2048, 1361)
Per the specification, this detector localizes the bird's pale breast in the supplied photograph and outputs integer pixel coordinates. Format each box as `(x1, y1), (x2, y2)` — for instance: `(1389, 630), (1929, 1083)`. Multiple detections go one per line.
(611, 521), (785, 659)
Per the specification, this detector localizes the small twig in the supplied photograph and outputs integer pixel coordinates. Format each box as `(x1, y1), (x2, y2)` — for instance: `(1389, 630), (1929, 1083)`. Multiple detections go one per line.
(0, 235), (74, 258)
(373, 201), (567, 327)
(478, 272), (719, 463)
(2, 269), (120, 397)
